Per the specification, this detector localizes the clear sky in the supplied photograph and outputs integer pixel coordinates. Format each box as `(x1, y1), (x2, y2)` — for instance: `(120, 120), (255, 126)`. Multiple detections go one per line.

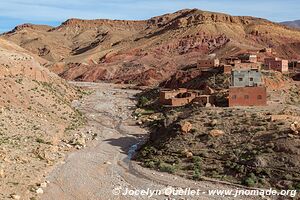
(0, 0), (300, 33)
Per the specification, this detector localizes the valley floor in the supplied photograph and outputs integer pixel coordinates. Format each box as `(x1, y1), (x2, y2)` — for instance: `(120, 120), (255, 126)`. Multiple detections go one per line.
(41, 83), (261, 200)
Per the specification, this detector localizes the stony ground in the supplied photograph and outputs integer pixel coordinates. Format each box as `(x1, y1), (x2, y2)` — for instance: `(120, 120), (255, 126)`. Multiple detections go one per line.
(135, 80), (300, 200)
(41, 83), (262, 200)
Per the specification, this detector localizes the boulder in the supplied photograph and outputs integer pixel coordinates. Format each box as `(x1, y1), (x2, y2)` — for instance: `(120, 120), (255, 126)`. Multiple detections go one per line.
(180, 121), (192, 134)
(210, 119), (218, 126)
(209, 129), (225, 137)
(205, 103), (212, 107)
(185, 151), (193, 158)
(10, 194), (21, 200)
(36, 188), (44, 194)
(290, 121), (300, 134)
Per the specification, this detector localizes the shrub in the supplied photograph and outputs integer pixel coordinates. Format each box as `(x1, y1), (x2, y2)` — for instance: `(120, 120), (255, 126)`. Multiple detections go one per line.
(244, 177), (256, 187)
(138, 96), (149, 108)
(159, 162), (176, 174)
(192, 156), (202, 163)
(243, 173), (257, 187)
(144, 161), (156, 169)
(193, 168), (201, 180)
(294, 182), (300, 190)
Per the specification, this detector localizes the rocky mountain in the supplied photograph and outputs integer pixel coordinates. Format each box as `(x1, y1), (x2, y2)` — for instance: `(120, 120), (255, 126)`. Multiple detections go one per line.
(281, 20), (300, 29)
(0, 38), (84, 199)
(2, 9), (300, 85)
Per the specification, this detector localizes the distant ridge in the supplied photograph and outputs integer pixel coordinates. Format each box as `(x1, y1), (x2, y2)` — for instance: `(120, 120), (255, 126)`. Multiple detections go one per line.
(281, 20), (300, 29)
(2, 9), (300, 85)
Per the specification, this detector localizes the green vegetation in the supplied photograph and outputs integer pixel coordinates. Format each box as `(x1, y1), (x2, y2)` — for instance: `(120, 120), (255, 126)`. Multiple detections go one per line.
(192, 156), (202, 180)
(243, 173), (258, 187)
(193, 168), (201, 180)
(158, 162), (177, 174)
(137, 96), (150, 108)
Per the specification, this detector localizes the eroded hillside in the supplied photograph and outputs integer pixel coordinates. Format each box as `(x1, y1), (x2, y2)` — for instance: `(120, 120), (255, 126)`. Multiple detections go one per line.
(2, 9), (300, 85)
(0, 38), (86, 199)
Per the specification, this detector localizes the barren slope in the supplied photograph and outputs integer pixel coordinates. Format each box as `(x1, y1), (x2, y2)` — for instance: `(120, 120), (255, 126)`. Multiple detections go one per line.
(0, 38), (84, 199)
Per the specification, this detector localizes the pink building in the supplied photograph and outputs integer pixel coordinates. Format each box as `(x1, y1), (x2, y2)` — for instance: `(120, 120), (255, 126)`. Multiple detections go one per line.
(264, 57), (288, 73)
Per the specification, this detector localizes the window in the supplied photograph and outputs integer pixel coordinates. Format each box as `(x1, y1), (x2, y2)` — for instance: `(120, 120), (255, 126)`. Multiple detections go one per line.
(232, 95), (237, 99)
(239, 78), (243, 81)
(257, 95), (262, 100)
(244, 95), (249, 99)
(250, 77), (254, 81)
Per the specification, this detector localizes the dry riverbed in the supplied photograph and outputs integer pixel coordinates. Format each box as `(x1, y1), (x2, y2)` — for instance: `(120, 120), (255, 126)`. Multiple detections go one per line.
(41, 83), (262, 200)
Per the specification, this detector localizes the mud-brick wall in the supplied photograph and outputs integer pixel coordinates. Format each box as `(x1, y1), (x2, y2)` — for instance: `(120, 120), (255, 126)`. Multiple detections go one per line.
(197, 59), (219, 68)
(229, 86), (267, 107)
(159, 89), (188, 101)
(169, 97), (193, 106)
(223, 65), (232, 74)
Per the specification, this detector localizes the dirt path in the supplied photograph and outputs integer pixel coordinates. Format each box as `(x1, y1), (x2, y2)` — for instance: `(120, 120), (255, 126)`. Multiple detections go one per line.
(42, 83), (260, 200)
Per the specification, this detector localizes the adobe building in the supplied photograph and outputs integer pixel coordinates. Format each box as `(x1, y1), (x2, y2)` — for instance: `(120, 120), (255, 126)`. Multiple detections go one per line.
(159, 89), (199, 107)
(229, 86), (267, 107)
(233, 62), (261, 70)
(265, 48), (272, 54)
(225, 57), (241, 65)
(229, 69), (267, 107)
(159, 88), (188, 101)
(222, 65), (232, 74)
(238, 54), (258, 63)
(222, 61), (261, 74)
(260, 48), (272, 54)
(264, 57), (288, 73)
(231, 69), (263, 87)
(159, 88), (215, 107)
(197, 59), (220, 69)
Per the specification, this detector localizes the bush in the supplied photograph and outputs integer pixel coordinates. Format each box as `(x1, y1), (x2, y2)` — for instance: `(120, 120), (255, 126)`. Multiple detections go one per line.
(138, 96), (149, 108)
(144, 161), (156, 169)
(192, 156), (202, 163)
(159, 162), (176, 174)
(193, 168), (202, 180)
(244, 177), (256, 187)
(294, 182), (300, 190)
(192, 156), (202, 172)
(243, 173), (257, 187)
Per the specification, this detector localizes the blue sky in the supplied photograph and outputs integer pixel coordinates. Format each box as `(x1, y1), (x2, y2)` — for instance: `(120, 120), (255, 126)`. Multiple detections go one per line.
(0, 0), (300, 33)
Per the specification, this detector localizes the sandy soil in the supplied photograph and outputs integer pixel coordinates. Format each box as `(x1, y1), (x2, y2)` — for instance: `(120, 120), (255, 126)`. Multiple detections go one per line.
(41, 83), (261, 200)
